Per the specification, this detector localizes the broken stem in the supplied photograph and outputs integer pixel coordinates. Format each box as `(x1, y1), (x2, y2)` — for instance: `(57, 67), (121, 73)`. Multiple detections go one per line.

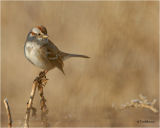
(24, 70), (49, 128)
(4, 98), (12, 128)
(38, 71), (49, 127)
(24, 79), (38, 128)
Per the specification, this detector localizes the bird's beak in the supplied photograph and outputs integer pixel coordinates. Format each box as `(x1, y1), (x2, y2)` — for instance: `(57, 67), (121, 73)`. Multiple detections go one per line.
(43, 34), (49, 39)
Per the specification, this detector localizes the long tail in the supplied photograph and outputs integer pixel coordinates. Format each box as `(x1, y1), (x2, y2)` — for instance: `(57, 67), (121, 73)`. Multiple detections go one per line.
(61, 52), (90, 60)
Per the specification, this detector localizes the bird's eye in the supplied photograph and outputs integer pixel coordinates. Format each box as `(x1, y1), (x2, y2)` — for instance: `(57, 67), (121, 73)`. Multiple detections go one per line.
(38, 33), (41, 36)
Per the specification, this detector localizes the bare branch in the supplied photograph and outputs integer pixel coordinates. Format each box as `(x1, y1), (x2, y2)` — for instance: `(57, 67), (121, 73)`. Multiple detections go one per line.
(4, 98), (12, 128)
(38, 71), (49, 127)
(24, 79), (38, 128)
(24, 70), (49, 128)
(119, 94), (158, 113)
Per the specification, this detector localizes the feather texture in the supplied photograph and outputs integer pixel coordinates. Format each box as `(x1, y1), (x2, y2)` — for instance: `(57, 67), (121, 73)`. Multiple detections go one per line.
(24, 26), (90, 74)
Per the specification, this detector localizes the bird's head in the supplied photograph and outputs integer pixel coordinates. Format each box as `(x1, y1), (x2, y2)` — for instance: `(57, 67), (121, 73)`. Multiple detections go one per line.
(29, 25), (49, 40)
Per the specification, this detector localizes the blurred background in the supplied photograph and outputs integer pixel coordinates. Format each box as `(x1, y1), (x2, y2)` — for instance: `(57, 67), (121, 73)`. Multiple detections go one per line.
(1, 1), (159, 127)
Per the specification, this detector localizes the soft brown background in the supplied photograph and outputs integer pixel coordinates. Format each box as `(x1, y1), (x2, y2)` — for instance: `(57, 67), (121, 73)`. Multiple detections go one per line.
(1, 1), (159, 127)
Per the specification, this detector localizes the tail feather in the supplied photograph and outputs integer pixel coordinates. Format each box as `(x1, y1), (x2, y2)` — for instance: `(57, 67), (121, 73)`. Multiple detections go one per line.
(67, 53), (90, 58)
(61, 52), (90, 60)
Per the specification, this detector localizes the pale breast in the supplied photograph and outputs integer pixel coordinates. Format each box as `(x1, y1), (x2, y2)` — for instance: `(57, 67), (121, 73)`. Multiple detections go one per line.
(25, 42), (47, 69)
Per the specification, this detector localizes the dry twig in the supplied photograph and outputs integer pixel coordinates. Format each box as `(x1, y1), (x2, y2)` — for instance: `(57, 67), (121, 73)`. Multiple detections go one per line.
(24, 70), (49, 128)
(38, 71), (49, 127)
(119, 94), (158, 113)
(24, 78), (38, 128)
(4, 98), (12, 128)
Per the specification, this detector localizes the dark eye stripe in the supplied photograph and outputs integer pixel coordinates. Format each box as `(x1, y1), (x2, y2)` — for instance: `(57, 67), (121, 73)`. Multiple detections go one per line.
(31, 32), (36, 35)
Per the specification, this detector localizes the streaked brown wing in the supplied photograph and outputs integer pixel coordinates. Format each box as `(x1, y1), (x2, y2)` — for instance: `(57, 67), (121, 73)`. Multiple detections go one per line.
(39, 40), (64, 73)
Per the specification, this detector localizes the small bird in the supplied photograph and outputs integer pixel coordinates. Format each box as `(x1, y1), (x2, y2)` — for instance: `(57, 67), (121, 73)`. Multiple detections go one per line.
(24, 25), (89, 74)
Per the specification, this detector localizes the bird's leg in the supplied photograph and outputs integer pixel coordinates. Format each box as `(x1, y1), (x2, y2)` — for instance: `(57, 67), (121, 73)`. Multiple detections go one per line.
(44, 70), (48, 74)
(37, 70), (48, 81)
